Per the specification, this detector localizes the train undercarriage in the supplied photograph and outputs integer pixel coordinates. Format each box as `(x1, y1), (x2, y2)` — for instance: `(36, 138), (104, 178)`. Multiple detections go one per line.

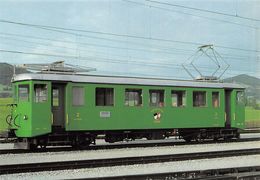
(12, 127), (241, 150)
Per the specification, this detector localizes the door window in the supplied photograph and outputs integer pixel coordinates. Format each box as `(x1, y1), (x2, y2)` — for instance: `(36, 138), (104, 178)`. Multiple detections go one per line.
(236, 91), (245, 105)
(52, 88), (59, 107)
(34, 84), (47, 103)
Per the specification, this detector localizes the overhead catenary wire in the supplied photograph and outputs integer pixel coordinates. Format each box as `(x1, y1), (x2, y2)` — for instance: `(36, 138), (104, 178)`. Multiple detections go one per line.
(0, 34), (196, 57)
(1, 33), (258, 62)
(0, 19), (260, 53)
(1, 32), (258, 75)
(146, 0), (260, 23)
(0, 49), (258, 76)
(2, 39), (257, 76)
(123, 0), (258, 29)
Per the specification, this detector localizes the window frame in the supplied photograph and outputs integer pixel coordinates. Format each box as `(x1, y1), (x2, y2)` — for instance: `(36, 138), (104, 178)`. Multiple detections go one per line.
(95, 87), (114, 106)
(236, 91), (245, 105)
(149, 89), (165, 107)
(171, 90), (186, 107)
(34, 84), (48, 103)
(193, 91), (207, 107)
(72, 86), (85, 106)
(212, 91), (220, 108)
(125, 88), (143, 107)
(18, 84), (30, 102)
(52, 88), (59, 107)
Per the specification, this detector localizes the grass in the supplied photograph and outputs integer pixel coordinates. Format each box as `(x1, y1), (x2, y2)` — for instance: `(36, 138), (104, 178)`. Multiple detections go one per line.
(245, 107), (260, 121)
(245, 107), (260, 128)
(0, 98), (12, 132)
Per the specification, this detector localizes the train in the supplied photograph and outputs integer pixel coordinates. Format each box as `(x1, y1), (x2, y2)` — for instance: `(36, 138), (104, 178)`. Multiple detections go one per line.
(5, 71), (245, 149)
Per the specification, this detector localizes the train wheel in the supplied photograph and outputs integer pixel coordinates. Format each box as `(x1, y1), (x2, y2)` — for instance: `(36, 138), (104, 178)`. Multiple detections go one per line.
(213, 137), (219, 141)
(236, 133), (240, 139)
(73, 135), (91, 149)
(29, 143), (37, 150)
(182, 136), (192, 142)
(78, 140), (91, 149)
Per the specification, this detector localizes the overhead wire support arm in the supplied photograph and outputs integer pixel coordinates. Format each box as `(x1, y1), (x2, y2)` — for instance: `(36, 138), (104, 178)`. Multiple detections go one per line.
(199, 45), (221, 77)
(213, 50), (230, 79)
(182, 64), (195, 79)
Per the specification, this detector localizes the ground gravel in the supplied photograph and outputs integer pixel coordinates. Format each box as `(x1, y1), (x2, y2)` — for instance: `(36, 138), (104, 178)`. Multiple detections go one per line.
(1, 154), (260, 179)
(0, 141), (260, 165)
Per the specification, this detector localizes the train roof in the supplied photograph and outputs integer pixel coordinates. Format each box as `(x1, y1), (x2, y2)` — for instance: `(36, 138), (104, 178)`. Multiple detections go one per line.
(13, 73), (245, 89)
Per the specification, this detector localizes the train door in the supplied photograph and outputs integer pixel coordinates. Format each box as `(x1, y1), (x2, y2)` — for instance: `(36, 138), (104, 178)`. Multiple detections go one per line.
(225, 89), (232, 128)
(234, 90), (245, 128)
(32, 82), (52, 136)
(52, 83), (66, 130)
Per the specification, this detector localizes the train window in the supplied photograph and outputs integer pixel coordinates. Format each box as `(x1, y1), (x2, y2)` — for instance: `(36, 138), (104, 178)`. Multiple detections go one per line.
(149, 90), (164, 107)
(236, 91), (245, 105)
(212, 92), (220, 108)
(125, 89), (142, 106)
(96, 88), (114, 106)
(172, 90), (186, 107)
(52, 88), (59, 107)
(34, 84), (47, 103)
(18, 85), (29, 102)
(72, 87), (85, 106)
(193, 91), (206, 107)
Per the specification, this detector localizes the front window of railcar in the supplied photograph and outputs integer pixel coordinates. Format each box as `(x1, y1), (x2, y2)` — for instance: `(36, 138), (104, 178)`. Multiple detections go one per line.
(18, 84), (29, 102)
(13, 84), (17, 102)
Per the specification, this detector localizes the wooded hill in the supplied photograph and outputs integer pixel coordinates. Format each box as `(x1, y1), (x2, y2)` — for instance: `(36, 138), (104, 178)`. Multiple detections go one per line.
(0, 63), (28, 86)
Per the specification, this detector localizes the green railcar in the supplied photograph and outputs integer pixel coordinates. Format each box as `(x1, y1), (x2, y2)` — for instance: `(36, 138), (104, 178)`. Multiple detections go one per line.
(7, 73), (245, 149)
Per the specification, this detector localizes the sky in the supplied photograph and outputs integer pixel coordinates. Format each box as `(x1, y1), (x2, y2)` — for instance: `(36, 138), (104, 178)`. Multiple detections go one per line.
(0, 0), (260, 79)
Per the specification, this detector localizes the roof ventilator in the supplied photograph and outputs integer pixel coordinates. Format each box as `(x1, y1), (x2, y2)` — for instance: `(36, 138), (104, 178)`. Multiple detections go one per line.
(16, 61), (96, 74)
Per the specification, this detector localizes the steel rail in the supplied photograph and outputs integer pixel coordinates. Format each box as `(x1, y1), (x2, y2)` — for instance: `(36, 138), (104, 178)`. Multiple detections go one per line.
(0, 137), (260, 155)
(1, 148), (260, 175)
(81, 166), (260, 180)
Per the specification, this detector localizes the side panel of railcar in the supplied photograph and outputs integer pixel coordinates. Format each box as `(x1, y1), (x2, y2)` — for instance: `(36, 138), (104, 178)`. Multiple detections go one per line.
(65, 82), (226, 131)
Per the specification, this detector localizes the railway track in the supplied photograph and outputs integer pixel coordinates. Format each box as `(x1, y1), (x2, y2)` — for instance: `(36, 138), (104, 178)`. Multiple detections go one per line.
(82, 166), (260, 180)
(1, 137), (260, 155)
(1, 148), (260, 175)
